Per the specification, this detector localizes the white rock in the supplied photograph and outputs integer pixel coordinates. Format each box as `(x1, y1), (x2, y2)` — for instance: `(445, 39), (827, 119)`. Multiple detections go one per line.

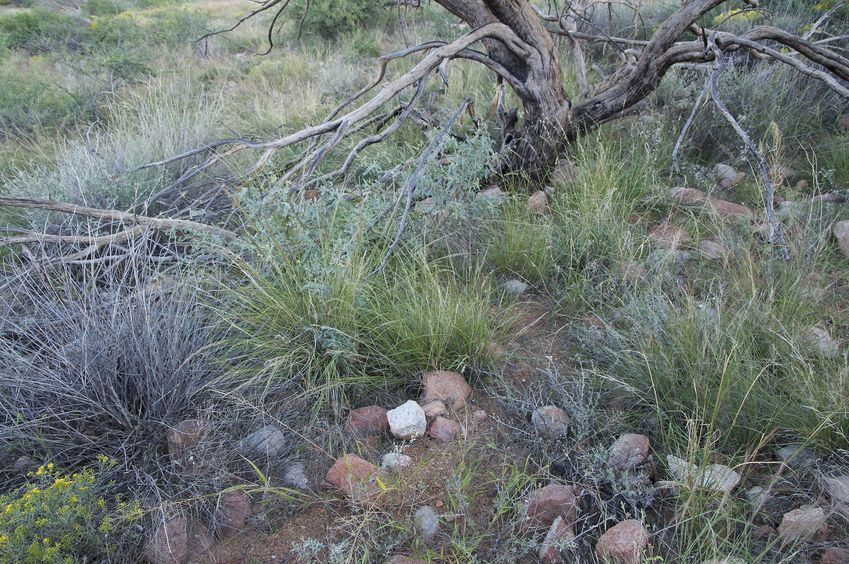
(824, 475), (849, 504)
(387, 400), (427, 439)
(808, 325), (840, 358)
(381, 452), (413, 472)
(502, 279), (529, 295)
(666, 455), (740, 493)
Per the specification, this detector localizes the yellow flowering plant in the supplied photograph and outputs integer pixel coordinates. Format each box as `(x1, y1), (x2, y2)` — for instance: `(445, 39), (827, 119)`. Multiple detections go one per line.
(0, 459), (142, 563)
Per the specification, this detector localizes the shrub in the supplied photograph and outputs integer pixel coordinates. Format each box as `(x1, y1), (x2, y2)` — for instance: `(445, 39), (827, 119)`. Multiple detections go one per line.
(0, 8), (89, 53)
(292, 0), (386, 39)
(0, 461), (142, 563)
(221, 193), (504, 410)
(484, 198), (557, 283)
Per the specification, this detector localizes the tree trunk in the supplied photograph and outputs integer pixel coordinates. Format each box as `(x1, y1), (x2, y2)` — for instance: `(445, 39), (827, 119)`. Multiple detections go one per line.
(435, 0), (572, 181)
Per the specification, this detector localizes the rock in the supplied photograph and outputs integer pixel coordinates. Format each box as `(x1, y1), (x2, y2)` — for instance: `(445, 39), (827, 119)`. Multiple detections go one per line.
(420, 371), (471, 409)
(714, 164), (746, 189)
(824, 475), (849, 504)
(239, 425), (286, 458)
(283, 462), (310, 490)
(387, 400), (427, 439)
(381, 452), (413, 472)
(421, 400), (448, 419)
(531, 406), (569, 439)
(666, 455), (740, 493)
(345, 406), (389, 435)
(324, 454), (378, 498)
(808, 325), (840, 358)
(524, 484), (578, 529)
(502, 278), (530, 295)
(778, 505), (826, 541)
(698, 240), (729, 260)
(702, 558), (745, 564)
(649, 223), (691, 249)
(752, 524), (775, 539)
(427, 416), (461, 443)
(594, 520), (651, 564)
(476, 185), (504, 202)
(143, 517), (211, 564)
(777, 444), (818, 470)
(302, 189), (320, 202)
(822, 547), (849, 564)
(839, 114), (849, 131)
(167, 420), (205, 457)
(13, 455), (37, 475)
(608, 434), (651, 472)
(217, 490), (251, 534)
(745, 486), (766, 507)
(667, 187), (752, 218)
(551, 159), (577, 185)
(701, 464), (742, 494)
(414, 505), (440, 545)
(834, 220), (849, 259)
(518, 410), (560, 443)
(472, 409), (488, 424)
(528, 190), (549, 214)
(539, 516), (576, 564)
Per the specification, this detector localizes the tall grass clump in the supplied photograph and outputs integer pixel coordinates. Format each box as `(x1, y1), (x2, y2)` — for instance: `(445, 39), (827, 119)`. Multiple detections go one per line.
(0, 234), (318, 557)
(552, 127), (666, 312)
(219, 194), (504, 411)
(577, 238), (849, 451)
(484, 197), (557, 283)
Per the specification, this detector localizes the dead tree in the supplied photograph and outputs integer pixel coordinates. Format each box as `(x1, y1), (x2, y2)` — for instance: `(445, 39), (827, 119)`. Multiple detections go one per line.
(2, 0), (849, 258)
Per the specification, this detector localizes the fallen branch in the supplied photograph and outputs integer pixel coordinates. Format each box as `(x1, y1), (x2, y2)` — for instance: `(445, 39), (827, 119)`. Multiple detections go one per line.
(706, 37), (789, 261)
(0, 197), (237, 242)
(369, 98), (470, 277)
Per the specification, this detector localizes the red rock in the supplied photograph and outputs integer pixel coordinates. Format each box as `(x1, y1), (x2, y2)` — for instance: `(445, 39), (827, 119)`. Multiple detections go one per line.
(529, 190), (549, 214)
(608, 434), (651, 472)
(420, 371), (471, 409)
(346, 406), (388, 435)
(143, 517), (211, 564)
(525, 484), (578, 529)
(531, 405), (569, 438)
(167, 420), (205, 457)
(302, 189), (320, 201)
(428, 416), (460, 442)
(539, 516), (576, 563)
(822, 547), (849, 564)
(667, 187), (753, 218)
(709, 198), (752, 217)
(324, 454), (378, 498)
(218, 490), (251, 534)
(649, 223), (691, 249)
(472, 409), (488, 423)
(778, 505), (826, 541)
(595, 520), (650, 564)
(421, 400), (448, 419)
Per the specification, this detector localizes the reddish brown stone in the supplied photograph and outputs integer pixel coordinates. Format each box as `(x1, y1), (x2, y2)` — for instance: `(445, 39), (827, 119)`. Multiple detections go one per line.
(608, 434), (651, 472)
(144, 517), (212, 564)
(302, 189), (320, 201)
(324, 454), (378, 498)
(709, 198), (752, 217)
(345, 406), (388, 435)
(667, 187), (753, 218)
(427, 416), (461, 442)
(539, 516), (576, 563)
(649, 223), (691, 249)
(595, 520), (650, 564)
(528, 190), (549, 214)
(525, 484), (578, 529)
(752, 524), (775, 540)
(420, 371), (471, 409)
(218, 490), (251, 534)
(822, 547), (849, 564)
(421, 400), (448, 419)
(167, 419), (205, 457)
